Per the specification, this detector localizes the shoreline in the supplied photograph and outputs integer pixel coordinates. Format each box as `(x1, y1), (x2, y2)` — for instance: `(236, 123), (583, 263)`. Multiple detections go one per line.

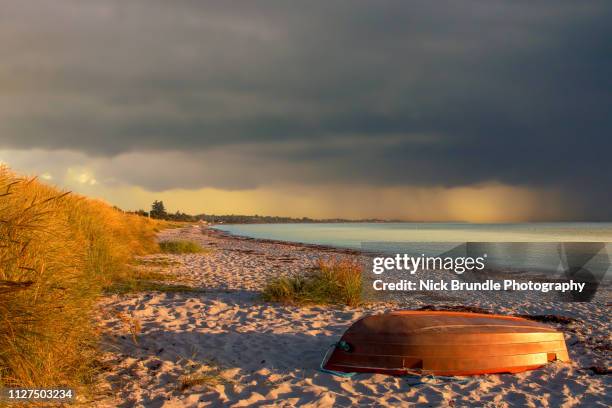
(210, 224), (612, 294)
(205, 225), (362, 256)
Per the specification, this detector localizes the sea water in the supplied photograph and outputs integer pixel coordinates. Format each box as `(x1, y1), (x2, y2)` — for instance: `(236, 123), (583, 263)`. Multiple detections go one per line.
(213, 222), (612, 248)
(213, 223), (612, 282)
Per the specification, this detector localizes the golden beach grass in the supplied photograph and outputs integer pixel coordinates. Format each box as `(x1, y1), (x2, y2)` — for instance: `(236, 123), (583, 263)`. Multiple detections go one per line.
(159, 240), (204, 254)
(0, 166), (163, 389)
(263, 257), (362, 307)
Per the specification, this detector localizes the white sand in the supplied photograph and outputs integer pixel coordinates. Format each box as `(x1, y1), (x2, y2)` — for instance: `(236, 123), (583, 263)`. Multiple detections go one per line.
(94, 225), (611, 407)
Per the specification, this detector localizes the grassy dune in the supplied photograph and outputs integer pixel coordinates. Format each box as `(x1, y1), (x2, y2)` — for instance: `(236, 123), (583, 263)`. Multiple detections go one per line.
(0, 166), (165, 389)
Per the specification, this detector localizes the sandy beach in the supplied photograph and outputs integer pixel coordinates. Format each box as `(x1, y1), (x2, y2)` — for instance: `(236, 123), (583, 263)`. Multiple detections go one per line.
(94, 225), (611, 407)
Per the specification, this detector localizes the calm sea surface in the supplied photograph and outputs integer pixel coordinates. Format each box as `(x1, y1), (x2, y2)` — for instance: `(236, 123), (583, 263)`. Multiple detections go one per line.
(213, 222), (612, 248)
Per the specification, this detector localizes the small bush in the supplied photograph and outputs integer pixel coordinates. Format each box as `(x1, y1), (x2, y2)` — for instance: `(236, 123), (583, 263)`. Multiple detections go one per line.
(263, 257), (362, 307)
(159, 240), (203, 254)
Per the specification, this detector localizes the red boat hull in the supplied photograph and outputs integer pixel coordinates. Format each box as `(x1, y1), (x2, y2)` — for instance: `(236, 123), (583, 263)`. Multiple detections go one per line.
(323, 311), (570, 376)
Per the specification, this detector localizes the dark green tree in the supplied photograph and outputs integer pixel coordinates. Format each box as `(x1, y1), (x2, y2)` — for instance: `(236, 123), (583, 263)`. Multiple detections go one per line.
(150, 200), (167, 219)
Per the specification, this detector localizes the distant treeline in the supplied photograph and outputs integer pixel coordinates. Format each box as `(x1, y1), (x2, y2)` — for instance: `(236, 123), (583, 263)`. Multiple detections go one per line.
(127, 200), (393, 223)
(198, 214), (391, 224)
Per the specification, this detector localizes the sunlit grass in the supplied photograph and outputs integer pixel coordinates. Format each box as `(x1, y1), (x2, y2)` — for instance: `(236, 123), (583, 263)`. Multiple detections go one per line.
(106, 273), (200, 294)
(0, 166), (167, 390)
(263, 257), (362, 307)
(134, 257), (183, 268)
(130, 269), (176, 281)
(159, 240), (205, 254)
(106, 260), (201, 294)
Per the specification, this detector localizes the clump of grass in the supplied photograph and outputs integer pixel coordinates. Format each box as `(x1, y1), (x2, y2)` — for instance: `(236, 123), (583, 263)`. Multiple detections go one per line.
(105, 266), (200, 294)
(134, 257), (182, 267)
(262, 276), (308, 304)
(179, 372), (222, 391)
(106, 279), (200, 295)
(130, 269), (175, 281)
(263, 257), (362, 307)
(178, 358), (228, 391)
(159, 240), (204, 254)
(0, 166), (163, 390)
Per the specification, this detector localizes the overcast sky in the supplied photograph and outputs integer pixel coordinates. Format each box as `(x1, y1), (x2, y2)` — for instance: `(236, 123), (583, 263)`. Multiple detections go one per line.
(1, 1), (610, 220)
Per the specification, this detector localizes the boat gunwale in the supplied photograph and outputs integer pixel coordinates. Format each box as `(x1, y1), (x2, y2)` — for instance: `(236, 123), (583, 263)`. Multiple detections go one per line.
(355, 323), (559, 334)
(387, 310), (552, 323)
(341, 339), (565, 347)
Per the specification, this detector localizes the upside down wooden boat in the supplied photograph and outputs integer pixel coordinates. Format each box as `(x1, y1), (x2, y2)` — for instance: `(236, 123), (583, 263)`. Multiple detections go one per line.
(323, 311), (570, 376)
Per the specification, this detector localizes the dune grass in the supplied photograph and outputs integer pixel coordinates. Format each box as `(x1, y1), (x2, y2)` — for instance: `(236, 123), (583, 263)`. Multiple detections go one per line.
(106, 268), (200, 294)
(134, 257), (182, 268)
(0, 166), (165, 390)
(159, 240), (204, 254)
(178, 358), (229, 392)
(262, 257), (362, 307)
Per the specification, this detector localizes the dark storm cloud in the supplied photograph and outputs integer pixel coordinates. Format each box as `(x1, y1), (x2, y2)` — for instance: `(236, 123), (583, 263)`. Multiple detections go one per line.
(0, 1), (611, 218)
